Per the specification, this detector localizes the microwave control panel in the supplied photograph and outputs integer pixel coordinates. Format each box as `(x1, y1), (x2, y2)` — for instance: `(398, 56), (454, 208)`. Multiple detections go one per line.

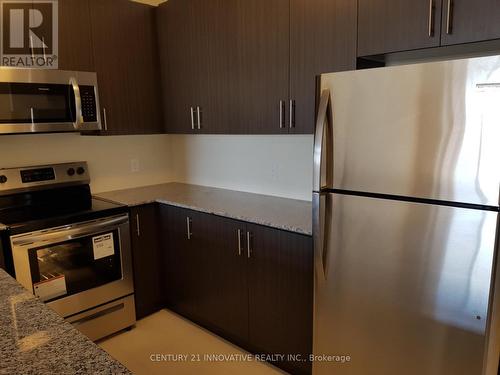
(79, 86), (98, 123)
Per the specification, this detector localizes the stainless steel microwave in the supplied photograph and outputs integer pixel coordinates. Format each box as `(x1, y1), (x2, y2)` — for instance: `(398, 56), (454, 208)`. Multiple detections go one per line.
(0, 69), (101, 134)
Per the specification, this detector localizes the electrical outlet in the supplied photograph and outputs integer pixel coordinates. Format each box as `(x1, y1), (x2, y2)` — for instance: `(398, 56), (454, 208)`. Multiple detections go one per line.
(131, 159), (140, 173)
(270, 163), (279, 181)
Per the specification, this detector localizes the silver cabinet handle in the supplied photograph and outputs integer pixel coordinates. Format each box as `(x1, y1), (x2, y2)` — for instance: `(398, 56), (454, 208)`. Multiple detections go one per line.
(196, 106), (202, 130)
(289, 99), (295, 128)
(186, 217), (192, 240)
(237, 229), (242, 256)
(279, 100), (285, 129)
(446, 0), (453, 34)
(190, 107), (195, 130)
(246, 231), (252, 258)
(136, 214), (140, 237)
(428, 0), (435, 37)
(102, 107), (108, 131)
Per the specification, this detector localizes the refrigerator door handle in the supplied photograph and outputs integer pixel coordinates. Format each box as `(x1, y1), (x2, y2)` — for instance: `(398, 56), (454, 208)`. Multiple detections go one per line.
(313, 192), (328, 281)
(313, 89), (333, 192)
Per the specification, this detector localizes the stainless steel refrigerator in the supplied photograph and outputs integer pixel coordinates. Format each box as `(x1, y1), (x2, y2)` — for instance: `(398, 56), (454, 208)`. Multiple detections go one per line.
(312, 55), (500, 375)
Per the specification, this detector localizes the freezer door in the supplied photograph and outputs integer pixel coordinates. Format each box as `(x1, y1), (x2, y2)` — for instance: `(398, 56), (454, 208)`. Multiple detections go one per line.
(313, 193), (498, 375)
(320, 55), (500, 206)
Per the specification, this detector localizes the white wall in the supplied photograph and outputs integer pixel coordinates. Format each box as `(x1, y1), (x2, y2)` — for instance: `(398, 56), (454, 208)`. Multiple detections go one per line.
(168, 135), (314, 201)
(0, 134), (173, 193)
(0, 133), (313, 200)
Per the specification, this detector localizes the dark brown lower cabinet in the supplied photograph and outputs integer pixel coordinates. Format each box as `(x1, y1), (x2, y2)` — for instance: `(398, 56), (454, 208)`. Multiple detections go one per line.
(161, 205), (249, 346)
(197, 216), (249, 347)
(161, 205), (313, 375)
(161, 205), (199, 320)
(247, 223), (313, 375)
(129, 204), (165, 320)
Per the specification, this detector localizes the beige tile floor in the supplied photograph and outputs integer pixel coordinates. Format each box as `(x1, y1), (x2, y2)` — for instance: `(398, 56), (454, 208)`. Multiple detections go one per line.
(98, 309), (285, 375)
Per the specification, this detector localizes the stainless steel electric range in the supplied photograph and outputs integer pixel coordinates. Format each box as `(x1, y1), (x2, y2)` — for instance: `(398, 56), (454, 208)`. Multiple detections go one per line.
(0, 162), (135, 341)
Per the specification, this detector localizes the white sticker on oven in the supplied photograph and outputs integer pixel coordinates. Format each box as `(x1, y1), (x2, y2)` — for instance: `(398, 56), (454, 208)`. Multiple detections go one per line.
(92, 233), (115, 260)
(34, 275), (67, 302)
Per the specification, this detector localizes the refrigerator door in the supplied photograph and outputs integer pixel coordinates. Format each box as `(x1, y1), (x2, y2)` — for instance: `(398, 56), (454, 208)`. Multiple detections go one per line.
(319, 55), (500, 207)
(313, 193), (498, 375)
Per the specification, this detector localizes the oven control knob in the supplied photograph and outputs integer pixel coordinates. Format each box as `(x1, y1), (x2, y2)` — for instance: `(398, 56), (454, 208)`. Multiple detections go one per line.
(0, 175), (7, 184)
(67, 168), (75, 176)
(76, 167), (86, 175)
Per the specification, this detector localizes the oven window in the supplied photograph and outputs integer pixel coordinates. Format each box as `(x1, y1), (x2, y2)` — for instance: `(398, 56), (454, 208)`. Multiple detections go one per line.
(28, 229), (122, 302)
(0, 83), (76, 124)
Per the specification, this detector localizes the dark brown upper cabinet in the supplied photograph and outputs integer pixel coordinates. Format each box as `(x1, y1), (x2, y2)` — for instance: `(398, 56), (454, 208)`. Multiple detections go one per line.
(88, 0), (162, 135)
(58, 0), (94, 71)
(158, 0), (356, 135)
(158, 0), (289, 134)
(358, 0), (444, 57)
(440, 0), (500, 46)
(157, 0), (207, 134)
(233, 0), (290, 134)
(289, 0), (357, 134)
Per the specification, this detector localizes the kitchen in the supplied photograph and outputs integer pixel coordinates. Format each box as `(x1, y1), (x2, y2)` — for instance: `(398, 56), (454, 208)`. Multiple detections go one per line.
(0, 0), (499, 374)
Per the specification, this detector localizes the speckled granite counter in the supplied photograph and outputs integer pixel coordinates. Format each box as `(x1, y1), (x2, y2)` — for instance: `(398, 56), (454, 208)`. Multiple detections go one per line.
(0, 269), (130, 375)
(95, 183), (312, 236)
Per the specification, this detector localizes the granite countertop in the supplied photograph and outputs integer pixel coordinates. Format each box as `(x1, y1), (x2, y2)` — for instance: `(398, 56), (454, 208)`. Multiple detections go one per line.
(0, 269), (130, 375)
(95, 183), (312, 236)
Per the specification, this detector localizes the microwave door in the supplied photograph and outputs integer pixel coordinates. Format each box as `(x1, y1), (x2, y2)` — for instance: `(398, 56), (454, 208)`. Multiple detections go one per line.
(0, 82), (77, 133)
(0, 69), (101, 134)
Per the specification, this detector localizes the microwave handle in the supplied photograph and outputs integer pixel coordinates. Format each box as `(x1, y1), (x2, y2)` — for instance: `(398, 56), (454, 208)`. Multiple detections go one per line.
(70, 78), (84, 130)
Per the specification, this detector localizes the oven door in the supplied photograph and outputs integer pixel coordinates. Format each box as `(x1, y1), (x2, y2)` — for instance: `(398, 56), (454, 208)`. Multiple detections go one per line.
(10, 214), (133, 318)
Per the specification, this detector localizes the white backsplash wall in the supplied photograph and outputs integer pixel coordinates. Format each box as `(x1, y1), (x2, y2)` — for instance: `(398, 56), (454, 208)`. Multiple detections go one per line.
(0, 133), (173, 193)
(168, 135), (314, 201)
(0, 133), (313, 200)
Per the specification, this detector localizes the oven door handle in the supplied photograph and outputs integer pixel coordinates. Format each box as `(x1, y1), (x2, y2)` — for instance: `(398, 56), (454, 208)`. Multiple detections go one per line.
(11, 214), (129, 248)
(70, 77), (84, 131)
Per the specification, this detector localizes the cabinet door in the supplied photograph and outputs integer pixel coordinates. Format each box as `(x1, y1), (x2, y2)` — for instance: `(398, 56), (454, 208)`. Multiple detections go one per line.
(58, 0), (94, 71)
(157, 0), (201, 134)
(130, 205), (164, 320)
(233, 0), (290, 134)
(197, 0), (240, 134)
(89, 0), (162, 135)
(247, 224), (313, 375)
(290, 0), (357, 134)
(197, 216), (249, 346)
(440, 0), (500, 45)
(162, 205), (200, 321)
(358, 0), (443, 56)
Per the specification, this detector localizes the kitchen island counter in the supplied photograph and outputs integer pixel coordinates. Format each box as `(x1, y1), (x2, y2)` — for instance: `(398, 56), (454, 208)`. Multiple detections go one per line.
(0, 269), (130, 375)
